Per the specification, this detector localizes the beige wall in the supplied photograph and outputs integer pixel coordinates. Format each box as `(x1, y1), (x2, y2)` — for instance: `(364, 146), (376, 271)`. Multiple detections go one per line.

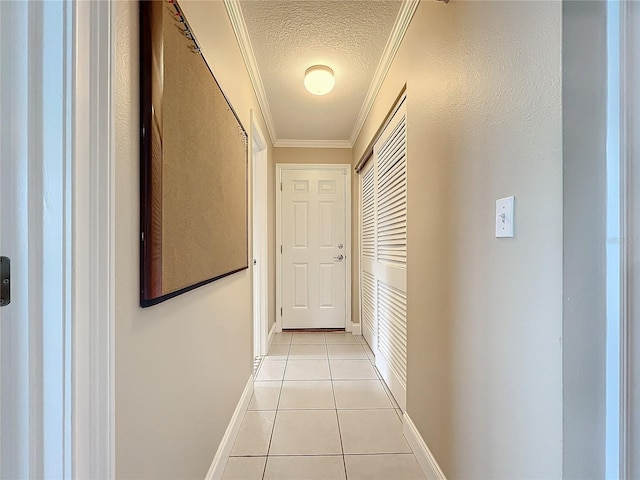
(114, 2), (273, 478)
(274, 147), (351, 165)
(353, 2), (562, 477)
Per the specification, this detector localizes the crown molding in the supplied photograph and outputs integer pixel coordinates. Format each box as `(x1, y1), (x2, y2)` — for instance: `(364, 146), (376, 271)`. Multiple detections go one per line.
(225, 0), (418, 149)
(224, 0), (278, 145)
(349, 0), (419, 146)
(275, 139), (353, 149)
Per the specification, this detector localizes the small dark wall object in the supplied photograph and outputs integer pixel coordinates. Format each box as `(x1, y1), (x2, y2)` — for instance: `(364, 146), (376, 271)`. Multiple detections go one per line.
(0, 256), (10, 307)
(140, 0), (248, 307)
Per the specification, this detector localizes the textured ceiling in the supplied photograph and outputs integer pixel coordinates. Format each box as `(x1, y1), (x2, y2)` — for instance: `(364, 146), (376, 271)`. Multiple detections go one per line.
(239, 0), (402, 144)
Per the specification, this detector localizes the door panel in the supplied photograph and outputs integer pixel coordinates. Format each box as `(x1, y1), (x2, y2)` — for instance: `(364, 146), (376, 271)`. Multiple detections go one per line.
(360, 160), (377, 351)
(293, 264), (309, 307)
(374, 101), (408, 412)
(319, 263), (335, 307)
(281, 168), (347, 329)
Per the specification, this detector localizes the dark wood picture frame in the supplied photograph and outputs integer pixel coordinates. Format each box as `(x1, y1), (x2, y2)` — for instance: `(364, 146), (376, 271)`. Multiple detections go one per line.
(140, 0), (248, 307)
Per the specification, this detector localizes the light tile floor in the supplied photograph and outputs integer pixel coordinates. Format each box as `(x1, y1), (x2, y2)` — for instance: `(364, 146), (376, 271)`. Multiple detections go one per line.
(222, 332), (426, 480)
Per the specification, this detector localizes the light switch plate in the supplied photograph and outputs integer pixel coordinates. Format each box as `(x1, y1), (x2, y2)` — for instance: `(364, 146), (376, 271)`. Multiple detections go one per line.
(496, 196), (514, 238)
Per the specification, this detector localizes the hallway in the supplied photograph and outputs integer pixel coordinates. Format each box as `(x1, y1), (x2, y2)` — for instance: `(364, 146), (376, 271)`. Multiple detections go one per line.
(222, 332), (426, 479)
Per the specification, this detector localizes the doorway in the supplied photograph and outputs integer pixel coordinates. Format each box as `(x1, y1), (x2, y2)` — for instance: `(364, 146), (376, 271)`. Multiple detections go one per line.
(251, 113), (269, 361)
(0, 2), (113, 476)
(276, 164), (351, 331)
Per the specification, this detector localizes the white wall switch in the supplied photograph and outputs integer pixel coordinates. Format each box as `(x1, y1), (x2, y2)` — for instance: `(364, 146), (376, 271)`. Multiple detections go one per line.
(495, 196), (514, 238)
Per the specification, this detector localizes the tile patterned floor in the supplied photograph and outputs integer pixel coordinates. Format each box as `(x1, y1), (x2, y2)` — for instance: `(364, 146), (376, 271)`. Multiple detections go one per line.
(222, 332), (426, 480)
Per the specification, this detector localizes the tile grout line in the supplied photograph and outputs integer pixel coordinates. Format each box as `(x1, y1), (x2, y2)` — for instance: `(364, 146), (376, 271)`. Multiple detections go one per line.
(260, 338), (290, 480)
(326, 345), (349, 480)
(257, 332), (413, 479)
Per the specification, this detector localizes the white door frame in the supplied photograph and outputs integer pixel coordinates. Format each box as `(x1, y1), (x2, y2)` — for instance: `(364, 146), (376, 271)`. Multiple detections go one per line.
(0, 0), (113, 477)
(251, 112), (269, 357)
(275, 163), (352, 332)
(73, 0), (114, 478)
(622, 1), (639, 475)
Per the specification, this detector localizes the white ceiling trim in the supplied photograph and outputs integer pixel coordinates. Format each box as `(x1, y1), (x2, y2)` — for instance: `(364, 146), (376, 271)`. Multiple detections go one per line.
(348, 0), (420, 147)
(275, 139), (352, 149)
(224, 0), (278, 145)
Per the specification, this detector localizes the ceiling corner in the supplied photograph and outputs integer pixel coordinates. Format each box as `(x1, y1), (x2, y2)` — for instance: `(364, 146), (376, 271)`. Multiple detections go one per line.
(275, 139), (353, 149)
(349, 0), (420, 146)
(223, 0), (278, 145)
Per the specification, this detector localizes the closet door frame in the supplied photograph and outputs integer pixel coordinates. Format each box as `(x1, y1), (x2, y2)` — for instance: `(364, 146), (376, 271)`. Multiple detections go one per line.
(358, 94), (408, 411)
(359, 158), (377, 354)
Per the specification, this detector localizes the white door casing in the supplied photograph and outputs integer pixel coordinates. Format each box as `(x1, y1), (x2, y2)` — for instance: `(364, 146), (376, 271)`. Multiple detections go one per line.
(623, 2), (639, 475)
(0, 1), (114, 477)
(0, 2), (74, 476)
(282, 168), (346, 329)
(251, 112), (269, 358)
(277, 165), (351, 330)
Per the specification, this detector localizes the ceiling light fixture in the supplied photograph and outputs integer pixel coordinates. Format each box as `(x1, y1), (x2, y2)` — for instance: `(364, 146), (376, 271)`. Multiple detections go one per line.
(304, 65), (335, 96)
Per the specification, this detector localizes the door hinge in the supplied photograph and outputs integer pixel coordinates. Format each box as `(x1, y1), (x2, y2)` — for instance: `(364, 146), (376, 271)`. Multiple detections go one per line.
(280, 182), (282, 191)
(280, 245), (283, 254)
(280, 307), (283, 316)
(1, 256), (10, 307)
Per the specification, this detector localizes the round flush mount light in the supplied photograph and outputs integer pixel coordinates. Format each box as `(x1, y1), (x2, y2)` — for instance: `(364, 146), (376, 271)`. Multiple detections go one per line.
(304, 65), (335, 95)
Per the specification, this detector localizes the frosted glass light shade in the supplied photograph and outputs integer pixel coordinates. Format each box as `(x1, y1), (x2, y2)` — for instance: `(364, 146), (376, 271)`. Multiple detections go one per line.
(304, 65), (335, 95)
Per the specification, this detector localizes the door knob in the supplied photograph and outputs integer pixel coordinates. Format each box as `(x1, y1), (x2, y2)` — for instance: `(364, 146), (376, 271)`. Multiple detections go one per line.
(334, 254), (344, 261)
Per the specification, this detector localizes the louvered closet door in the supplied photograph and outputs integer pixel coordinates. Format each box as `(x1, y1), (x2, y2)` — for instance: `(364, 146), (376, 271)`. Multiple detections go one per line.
(360, 159), (377, 352)
(373, 99), (407, 412)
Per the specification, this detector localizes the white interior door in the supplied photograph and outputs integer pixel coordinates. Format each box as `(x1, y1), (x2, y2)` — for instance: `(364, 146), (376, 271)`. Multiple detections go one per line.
(280, 167), (347, 329)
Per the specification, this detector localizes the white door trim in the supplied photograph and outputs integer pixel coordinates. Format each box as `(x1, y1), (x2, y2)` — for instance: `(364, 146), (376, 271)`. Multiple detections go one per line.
(251, 112), (269, 357)
(1, 1), (113, 476)
(276, 164), (352, 332)
(621, 1), (639, 475)
(72, 0), (114, 478)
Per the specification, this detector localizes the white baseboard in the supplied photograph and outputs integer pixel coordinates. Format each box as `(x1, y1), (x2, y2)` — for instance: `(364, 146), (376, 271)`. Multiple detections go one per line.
(205, 375), (254, 480)
(267, 322), (276, 350)
(275, 316), (282, 333)
(351, 322), (362, 335)
(403, 413), (447, 480)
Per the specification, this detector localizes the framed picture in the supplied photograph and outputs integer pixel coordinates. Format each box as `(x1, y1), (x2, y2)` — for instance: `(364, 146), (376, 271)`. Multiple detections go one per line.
(139, 0), (248, 307)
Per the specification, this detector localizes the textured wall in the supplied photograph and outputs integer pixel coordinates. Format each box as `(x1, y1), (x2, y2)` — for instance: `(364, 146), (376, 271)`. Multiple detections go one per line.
(353, 1), (563, 477)
(114, 1), (272, 478)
